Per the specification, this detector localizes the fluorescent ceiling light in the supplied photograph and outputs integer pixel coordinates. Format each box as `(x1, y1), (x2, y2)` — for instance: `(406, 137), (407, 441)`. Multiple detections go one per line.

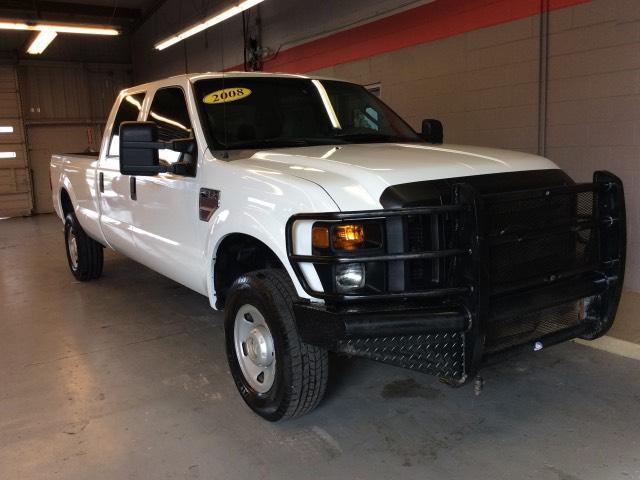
(0, 126), (14, 133)
(155, 0), (265, 51)
(45, 25), (118, 35)
(27, 30), (57, 54)
(0, 21), (29, 30)
(0, 20), (118, 35)
(0, 20), (118, 54)
(0, 151), (17, 159)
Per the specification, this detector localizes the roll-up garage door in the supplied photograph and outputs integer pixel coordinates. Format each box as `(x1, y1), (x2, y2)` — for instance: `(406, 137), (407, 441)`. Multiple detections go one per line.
(0, 66), (31, 218)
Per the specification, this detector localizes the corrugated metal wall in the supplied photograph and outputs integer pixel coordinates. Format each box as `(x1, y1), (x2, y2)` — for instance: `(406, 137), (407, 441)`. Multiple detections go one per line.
(19, 63), (131, 123)
(16, 62), (131, 213)
(0, 66), (31, 218)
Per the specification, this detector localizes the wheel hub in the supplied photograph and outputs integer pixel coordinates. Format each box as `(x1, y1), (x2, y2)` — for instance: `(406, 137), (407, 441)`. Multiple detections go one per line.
(67, 232), (79, 270)
(245, 326), (274, 367)
(234, 305), (276, 393)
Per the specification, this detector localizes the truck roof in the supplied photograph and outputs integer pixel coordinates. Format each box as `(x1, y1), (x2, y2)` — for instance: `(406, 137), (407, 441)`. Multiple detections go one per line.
(122, 71), (344, 94)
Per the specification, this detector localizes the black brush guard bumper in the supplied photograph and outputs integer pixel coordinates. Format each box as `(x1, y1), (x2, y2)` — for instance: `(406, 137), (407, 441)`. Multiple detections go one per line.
(286, 171), (626, 383)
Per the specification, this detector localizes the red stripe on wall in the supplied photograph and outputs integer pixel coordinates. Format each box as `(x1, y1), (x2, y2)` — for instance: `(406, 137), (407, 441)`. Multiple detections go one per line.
(228, 0), (589, 73)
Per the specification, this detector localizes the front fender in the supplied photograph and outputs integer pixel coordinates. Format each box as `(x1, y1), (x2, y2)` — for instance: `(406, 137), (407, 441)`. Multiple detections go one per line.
(201, 162), (340, 309)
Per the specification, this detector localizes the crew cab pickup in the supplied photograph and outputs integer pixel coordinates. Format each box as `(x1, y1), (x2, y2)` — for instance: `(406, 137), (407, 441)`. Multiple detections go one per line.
(51, 72), (626, 421)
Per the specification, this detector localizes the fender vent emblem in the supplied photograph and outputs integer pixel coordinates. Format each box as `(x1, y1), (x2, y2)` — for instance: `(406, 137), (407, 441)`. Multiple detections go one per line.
(199, 188), (220, 222)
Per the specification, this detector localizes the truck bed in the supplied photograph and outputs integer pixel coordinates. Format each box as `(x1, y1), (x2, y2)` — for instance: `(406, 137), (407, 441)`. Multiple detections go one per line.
(50, 152), (105, 245)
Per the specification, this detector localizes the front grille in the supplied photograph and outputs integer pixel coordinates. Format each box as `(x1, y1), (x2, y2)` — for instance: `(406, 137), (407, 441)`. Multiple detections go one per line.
(482, 188), (600, 353)
(486, 190), (597, 288)
(337, 332), (465, 379)
(401, 187), (601, 355)
(405, 211), (457, 291)
(402, 190), (598, 293)
(484, 301), (583, 354)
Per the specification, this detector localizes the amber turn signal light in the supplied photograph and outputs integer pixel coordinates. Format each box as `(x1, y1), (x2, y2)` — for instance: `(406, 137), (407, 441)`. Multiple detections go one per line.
(333, 224), (365, 251)
(312, 225), (330, 249)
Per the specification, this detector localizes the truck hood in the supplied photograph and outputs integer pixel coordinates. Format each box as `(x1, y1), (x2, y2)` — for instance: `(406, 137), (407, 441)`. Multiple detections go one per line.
(233, 142), (559, 210)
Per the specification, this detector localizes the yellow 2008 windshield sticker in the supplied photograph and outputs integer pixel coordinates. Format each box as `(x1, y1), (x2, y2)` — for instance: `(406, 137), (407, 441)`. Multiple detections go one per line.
(203, 87), (252, 104)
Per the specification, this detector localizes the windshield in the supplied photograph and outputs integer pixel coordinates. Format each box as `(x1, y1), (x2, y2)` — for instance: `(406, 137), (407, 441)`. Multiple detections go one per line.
(193, 77), (423, 150)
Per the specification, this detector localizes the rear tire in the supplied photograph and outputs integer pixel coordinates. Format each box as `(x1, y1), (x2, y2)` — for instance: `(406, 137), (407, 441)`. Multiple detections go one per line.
(224, 269), (328, 421)
(64, 212), (103, 281)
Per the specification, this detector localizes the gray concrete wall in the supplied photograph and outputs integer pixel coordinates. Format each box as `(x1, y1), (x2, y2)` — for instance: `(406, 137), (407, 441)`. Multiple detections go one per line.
(545, 0), (640, 289)
(312, 15), (542, 153)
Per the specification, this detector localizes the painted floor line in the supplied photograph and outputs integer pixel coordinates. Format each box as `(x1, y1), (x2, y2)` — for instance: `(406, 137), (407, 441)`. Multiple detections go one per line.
(574, 335), (640, 361)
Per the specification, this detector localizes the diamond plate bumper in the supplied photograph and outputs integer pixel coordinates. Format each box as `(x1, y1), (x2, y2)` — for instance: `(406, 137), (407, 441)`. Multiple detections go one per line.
(292, 302), (470, 381)
(338, 333), (466, 380)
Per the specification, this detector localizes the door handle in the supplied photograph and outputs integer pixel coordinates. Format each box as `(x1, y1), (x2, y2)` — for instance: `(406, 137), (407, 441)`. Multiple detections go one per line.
(99, 172), (104, 193)
(130, 176), (137, 201)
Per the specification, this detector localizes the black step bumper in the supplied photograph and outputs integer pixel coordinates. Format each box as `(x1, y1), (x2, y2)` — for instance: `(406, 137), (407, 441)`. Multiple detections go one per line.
(294, 302), (469, 344)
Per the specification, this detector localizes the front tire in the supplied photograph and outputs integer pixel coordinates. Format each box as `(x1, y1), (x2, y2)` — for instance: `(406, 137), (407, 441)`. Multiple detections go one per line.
(64, 212), (103, 281)
(224, 269), (328, 421)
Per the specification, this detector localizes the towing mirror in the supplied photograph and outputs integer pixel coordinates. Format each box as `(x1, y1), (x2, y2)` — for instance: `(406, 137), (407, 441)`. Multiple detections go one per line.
(119, 121), (163, 176)
(421, 119), (443, 144)
(119, 121), (197, 176)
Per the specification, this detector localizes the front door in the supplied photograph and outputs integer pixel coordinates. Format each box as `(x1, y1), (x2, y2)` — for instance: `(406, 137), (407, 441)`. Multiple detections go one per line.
(128, 84), (205, 294)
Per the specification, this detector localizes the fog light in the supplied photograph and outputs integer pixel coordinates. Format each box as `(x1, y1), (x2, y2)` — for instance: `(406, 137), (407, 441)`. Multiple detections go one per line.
(335, 263), (365, 292)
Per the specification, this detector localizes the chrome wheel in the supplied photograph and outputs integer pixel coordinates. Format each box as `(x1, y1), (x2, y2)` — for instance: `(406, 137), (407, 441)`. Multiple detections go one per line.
(67, 230), (79, 271)
(234, 304), (276, 393)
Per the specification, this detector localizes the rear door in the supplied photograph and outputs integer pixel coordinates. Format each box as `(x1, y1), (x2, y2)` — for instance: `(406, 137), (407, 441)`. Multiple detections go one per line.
(128, 83), (205, 293)
(96, 90), (146, 257)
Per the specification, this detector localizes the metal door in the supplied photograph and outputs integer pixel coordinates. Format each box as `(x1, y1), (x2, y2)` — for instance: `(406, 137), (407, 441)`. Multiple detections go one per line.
(0, 66), (31, 217)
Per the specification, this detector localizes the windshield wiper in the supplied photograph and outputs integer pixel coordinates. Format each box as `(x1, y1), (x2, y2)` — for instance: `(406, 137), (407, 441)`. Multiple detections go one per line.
(332, 132), (417, 143)
(226, 137), (347, 149)
(227, 138), (309, 149)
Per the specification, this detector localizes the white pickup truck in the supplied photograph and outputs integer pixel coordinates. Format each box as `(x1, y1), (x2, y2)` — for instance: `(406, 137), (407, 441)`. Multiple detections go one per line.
(51, 72), (626, 421)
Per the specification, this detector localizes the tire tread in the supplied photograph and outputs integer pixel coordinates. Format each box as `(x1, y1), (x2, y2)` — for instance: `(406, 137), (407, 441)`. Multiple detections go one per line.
(65, 212), (103, 281)
(262, 269), (329, 418)
(226, 268), (328, 420)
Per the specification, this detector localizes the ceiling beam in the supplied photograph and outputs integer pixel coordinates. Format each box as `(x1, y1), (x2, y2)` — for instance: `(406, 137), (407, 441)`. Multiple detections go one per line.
(131, 0), (168, 31)
(0, 1), (141, 22)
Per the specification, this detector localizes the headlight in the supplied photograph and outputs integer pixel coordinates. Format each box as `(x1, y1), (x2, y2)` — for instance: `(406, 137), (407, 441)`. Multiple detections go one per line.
(335, 263), (365, 292)
(311, 221), (383, 295)
(333, 224), (365, 250)
(312, 222), (383, 251)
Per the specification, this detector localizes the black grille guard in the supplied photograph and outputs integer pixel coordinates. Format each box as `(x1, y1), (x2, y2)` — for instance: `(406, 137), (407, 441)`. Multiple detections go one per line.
(285, 171), (626, 382)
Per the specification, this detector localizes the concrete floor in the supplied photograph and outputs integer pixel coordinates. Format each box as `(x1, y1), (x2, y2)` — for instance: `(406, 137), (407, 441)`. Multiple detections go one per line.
(2, 214), (640, 480)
